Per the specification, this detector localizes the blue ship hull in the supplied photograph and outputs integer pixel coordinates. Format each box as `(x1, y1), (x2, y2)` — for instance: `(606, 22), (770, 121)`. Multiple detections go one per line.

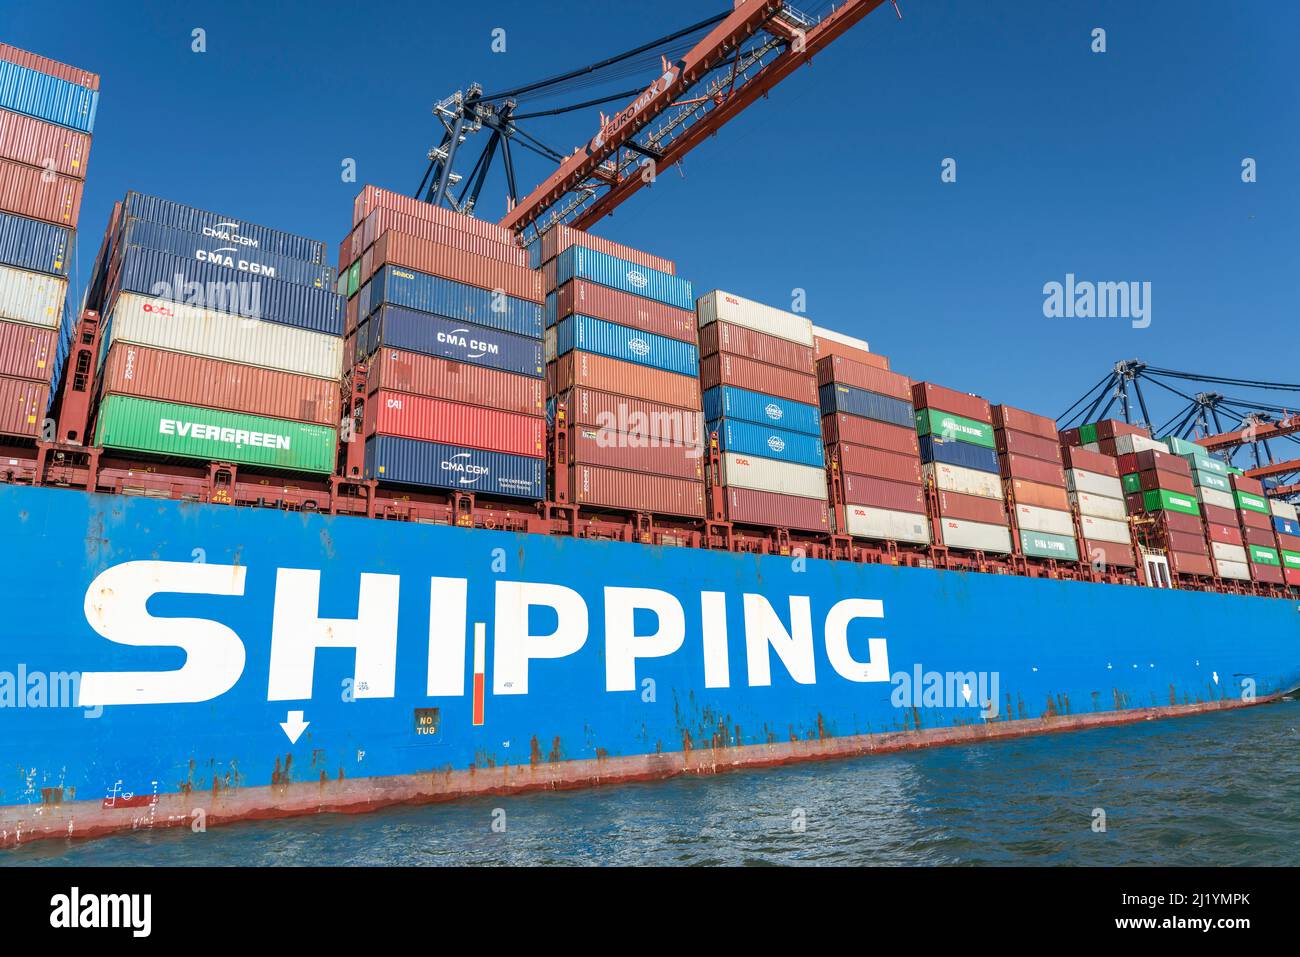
(1, 483), (1297, 846)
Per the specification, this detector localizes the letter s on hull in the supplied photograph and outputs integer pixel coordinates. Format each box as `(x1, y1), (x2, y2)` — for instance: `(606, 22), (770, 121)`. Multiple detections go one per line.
(79, 561), (247, 706)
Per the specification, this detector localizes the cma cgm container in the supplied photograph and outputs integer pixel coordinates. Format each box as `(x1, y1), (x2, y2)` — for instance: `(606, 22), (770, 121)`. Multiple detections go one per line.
(363, 435), (545, 500)
(360, 304), (543, 378)
(365, 264), (542, 338)
(118, 218), (334, 289)
(121, 191), (328, 264)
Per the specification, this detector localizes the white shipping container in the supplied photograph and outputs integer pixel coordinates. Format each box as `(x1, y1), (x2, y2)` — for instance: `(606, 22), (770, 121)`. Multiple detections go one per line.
(1211, 541), (1249, 564)
(811, 325), (869, 353)
(1215, 559), (1251, 581)
(1111, 433), (1169, 456)
(1066, 467), (1123, 499)
(104, 292), (343, 381)
(1194, 486), (1235, 511)
(1079, 514), (1131, 545)
(720, 451), (827, 499)
(543, 326), (557, 362)
(0, 262), (67, 329)
(843, 505), (930, 544)
(1080, 442), (1102, 453)
(923, 461), (1002, 500)
(1070, 490), (1128, 521)
(695, 290), (814, 346)
(1014, 504), (1075, 537)
(937, 517), (1013, 553)
(1270, 498), (1299, 521)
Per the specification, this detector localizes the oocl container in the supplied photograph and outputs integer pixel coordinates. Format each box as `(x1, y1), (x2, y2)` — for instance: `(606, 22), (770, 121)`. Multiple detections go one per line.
(367, 349), (544, 417)
(843, 504), (930, 544)
(695, 290), (813, 346)
(937, 517), (1013, 554)
(363, 391), (543, 457)
(718, 452), (826, 499)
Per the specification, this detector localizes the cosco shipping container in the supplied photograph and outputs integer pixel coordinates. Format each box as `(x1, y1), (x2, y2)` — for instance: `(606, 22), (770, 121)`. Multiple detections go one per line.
(553, 246), (693, 311)
(550, 314), (698, 376)
(0, 60), (98, 132)
(703, 385), (821, 436)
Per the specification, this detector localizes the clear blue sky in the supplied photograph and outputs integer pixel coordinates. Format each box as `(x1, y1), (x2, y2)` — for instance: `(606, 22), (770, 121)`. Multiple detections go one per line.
(8, 0), (1298, 426)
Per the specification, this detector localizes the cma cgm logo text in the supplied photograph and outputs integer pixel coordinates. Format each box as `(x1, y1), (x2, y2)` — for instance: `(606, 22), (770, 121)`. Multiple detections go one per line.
(441, 452), (489, 484)
(201, 222), (257, 248)
(73, 561), (891, 706)
(438, 328), (500, 359)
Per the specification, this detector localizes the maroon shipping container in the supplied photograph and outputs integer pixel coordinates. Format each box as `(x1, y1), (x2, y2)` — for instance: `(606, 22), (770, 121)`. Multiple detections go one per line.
(833, 443), (923, 485)
(1239, 508), (1273, 531)
(699, 353), (817, 405)
(1278, 531), (1300, 552)
(725, 487), (829, 533)
(1081, 538), (1137, 568)
(368, 349), (544, 417)
(1230, 474), (1265, 496)
(571, 464), (705, 518)
(1243, 525), (1277, 548)
(1168, 550), (1213, 577)
(1117, 449), (1190, 478)
(1154, 510), (1204, 535)
(364, 231), (543, 303)
(812, 335), (888, 370)
(699, 320), (815, 374)
(0, 43), (99, 89)
(841, 474), (925, 512)
(1059, 426), (1082, 447)
(552, 353), (701, 410)
(999, 453), (1065, 487)
(911, 382), (991, 423)
(1095, 419), (1149, 440)
(0, 374), (46, 437)
(1164, 529), (1209, 555)
(937, 490), (1008, 525)
(1132, 469), (1195, 496)
(1201, 503), (1238, 528)
(345, 297), (358, 335)
(995, 428), (1062, 464)
(567, 424), (704, 481)
(554, 280), (696, 343)
(100, 343), (339, 426)
(538, 223), (674, 276)
(1061, 445), (1119, 477)
(557, 386), (703, 447)
(816, 356), (911, 401)
(361, 208), (528, 267)
(992, 404), (1057, 442)
(0, 318), (55, 381)
(1007, 479), (1070, 512)
(0, 110), (91, 180)
(1250, 563), (1285, 585)
(820, 413), (919, 456)
(353, 185), (518, 246)
(1206, 522), (1244, 546)
(0, 156), (83, 227)
(365, 390), (543, 458)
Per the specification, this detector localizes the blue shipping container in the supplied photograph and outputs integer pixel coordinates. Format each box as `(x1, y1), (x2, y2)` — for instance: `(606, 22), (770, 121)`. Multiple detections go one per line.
(702, 386), (821, 437)
(368, 265), (542, 340)
(707, 417), (826, 469)
(119, 219), (335, 289)
(364, 435), (545, 500)
(114, 246), (343, 336)
(818, 381), (914, 429)
(555, 246), (693, 311)
(919, 434), (1000, 474)
(362, 305), (543, 378)
(121, 192), (328, 265)
(0, 210), (71, 277)
(0, 61), (98, 132)
(1274, 516), (1299, 537)
(554, 314), (698, 376)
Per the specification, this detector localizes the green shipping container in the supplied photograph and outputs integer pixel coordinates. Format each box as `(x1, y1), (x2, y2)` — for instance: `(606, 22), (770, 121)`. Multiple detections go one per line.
(1142, 488), (1201, 516)
(1235, 490), (1270, 514)
(1160, 435), (1201, 456)
(1079, 423), (1099, 445)
(1020, 529), (1080, 561)
(347, 260), (361, 298)
(1248, 545), (1281, 567)
(914, 408), (994, 448)
(1186, 452), (1227, 477)
(1282, 550), (1300, 570)
(1122, 472), (1141, 494)
(1228, 466), (1244, 476)
(1191, 469), (1230, 493)
(94, 396), (337, 474)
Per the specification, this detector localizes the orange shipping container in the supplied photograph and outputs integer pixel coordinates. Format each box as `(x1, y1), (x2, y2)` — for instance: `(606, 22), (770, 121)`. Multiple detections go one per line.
(0, 156), (83, 227)
(0, 110), (91, 179)
(699, 352), (817, 405)
(570, 464), (705, 518)
(368, 349), (544, 416)
(698, 320), (815, 374)
(364, 230), (543, 303)
(816, 355), (911, 401)
(1007, 478), (1070, 512)
(0, 43), (99, 89)
(360, 207), (528, 267)
(0, 374), (47, 437)
(812, 335), (888, 370)
(550, 352), (701, 410)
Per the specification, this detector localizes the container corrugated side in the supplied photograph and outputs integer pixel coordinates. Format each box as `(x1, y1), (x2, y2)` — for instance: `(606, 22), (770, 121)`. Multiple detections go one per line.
(537, 223), (675, 275)
(695, 290), (813, 346)
(552, 314), (699, 376)
(817, 382), (913, 428)
(0, 61), (97, 132)
(919, 434), (999, 474)
(1061, 446), (1120, 478)
(1008, 478), (1070, 511)
(361, 207), (528, 267)
(700, 353), (817, 405)
(100, 343), (339, 426)
(94, 396), (337, 473)
(1269, 499), (1299, 521)
(0, 373), (46, 436)
(936, 517), (1013, 553)
(551, 352), (701, 410)
(995, 428), (1063, 464)
(122, 191), (327, 264)
(1211, 541), (1249, 564)
(923, 461), (1002, 500)
(697, 319), (816, 373)
(936, 490), (1007, 525)
(0, 316), (55, 380)
(815, 356), (911, 400)
(567, 425), (704, 481)
(1013, 504), (1075, 537)
(0, 209), (69, 276)
(841, 474), (925, 512)
(1082, 538), (1136, 568)
(843, 505), (930, 544)
(1079, 514), (1131, 544)
(353, 185), (519, 247)
(999, 453), (1066, 487)
(364, 434), (544, 499)
(556, 386), (703, 446)
(1066, 467), (1123, 499)
(364, 391), (543, 458)
(702, 385), (820, 436)
(571, 465), (704, 518)
(1215, 559), (1252, 581)
(549, 279), (696, 341)
(709, 417), (825, 469)
(992, 404), (1058, 441)
(1275, 515), (1300, 536)
(0, 261), (66, 328)
(719, 452), (827, 499)
(0, 44), (99, 89)
(834, 443), (923, 485)
(1020, 529), (1080, 561)
(118, 218), (334, 289)
(725, 487), (828, 532)
(361, 305), (543, 378)
(821, 413), (919, 456)
(810, 325), (869, 355)
(0, 108), (90, 178)
(0, 156), (82, 226)
(366, 230), (543, 303)
(368, 349), (543, 416)
(911, 382), (992, 422)
(556, 247), (693, 311)
(1205, 520), (1243, 546)
(103, 292), (343, 380)
(915, 408), (995, 448)
(1071, 491), (1127, 521)
(367, 264), (542, 339)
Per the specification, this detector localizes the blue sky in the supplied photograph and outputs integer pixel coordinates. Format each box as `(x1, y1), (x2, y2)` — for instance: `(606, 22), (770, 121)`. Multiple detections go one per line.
(8, 0), (1298, 425)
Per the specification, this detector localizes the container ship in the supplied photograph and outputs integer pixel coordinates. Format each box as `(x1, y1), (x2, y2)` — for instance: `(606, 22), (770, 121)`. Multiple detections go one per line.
(0, 39), (1297, 849)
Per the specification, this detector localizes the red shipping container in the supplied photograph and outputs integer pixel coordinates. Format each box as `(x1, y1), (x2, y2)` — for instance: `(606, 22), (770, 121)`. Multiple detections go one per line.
(1277, 532), (1300, 552)
(1240, 509), (1272, 531)
(368, 349), (544, 416)
(554, 280), (696, 343)
(0, 318), (55, 380)
(100, 343), (340, 426)
(821, 413), (919, 456)
(353, 185), (518, 245)
(365, 231), (543, 303)
(699, 320), (815, 374)
(571, 464), (705, 518)
(1155, 510), (1204, 535)
(0, 43), (99, 89)
(995, 428), (1062, 464)
(816, 356), (911, 401)
(1164, 529), (1209, 555)
(1081, 538), (1137, 568)
(567, 425), (703, 481)
(699, 353), (816, 405)
(365, 391), (543, 458)
(1230, 474), (1265, 496)
(1118, 449), (1190, 477)
(0, 156), (83, 227)
(937, 490), (1008, 525)
(812, 335), (887, 370)
(1250, 563), (1285, 585)
(1061, 445), (1120, 478)
(345, 296), (358, 335)
(539, 223), (674, 276)
(552, 353), (701, 410)
(0, 374), (46, 437)
(726, 487), (828, 532)
(992, 404), (1057, 442)
(1008, 479), (1070, 512)
(841, 474), (925, 512)
(1169, 550), (1213, 577)
(557, 387), (703, 447)
(833, 443), (923, 484)
(1095, 419), (1149, 440)
(1201, 503), (1237, 527)
(1285, 568), (1300, 587)
(911, 382), (991, 422)
(1243, 525), (1276, 548)
(999, 453), (1065, 487)
(361, 208), (528, 267)
(1206, 522), (1243, 546)
(1132, 469), (1195, 496)
(1058, 426), (1082, 447)
(0, 110), (91, 180)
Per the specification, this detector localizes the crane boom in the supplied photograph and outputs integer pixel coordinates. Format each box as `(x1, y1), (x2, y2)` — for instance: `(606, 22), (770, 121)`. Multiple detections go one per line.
(1244, 458), (1300, 481)
(1196, 414), (1300, 451)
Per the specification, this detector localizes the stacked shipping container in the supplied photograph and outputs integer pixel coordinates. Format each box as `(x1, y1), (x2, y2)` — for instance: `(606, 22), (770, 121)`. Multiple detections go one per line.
(1061, 444), (1138, 569)
(698, 290), (827, 531)
(1270, 497), (1300, 587)
(0, 45), (97, 440)
(1157, 435), (1245, 581)
(1114, 438), (1215, 579)
(993, 404), (1078, 562)
(1229, 472), (1283, 586)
